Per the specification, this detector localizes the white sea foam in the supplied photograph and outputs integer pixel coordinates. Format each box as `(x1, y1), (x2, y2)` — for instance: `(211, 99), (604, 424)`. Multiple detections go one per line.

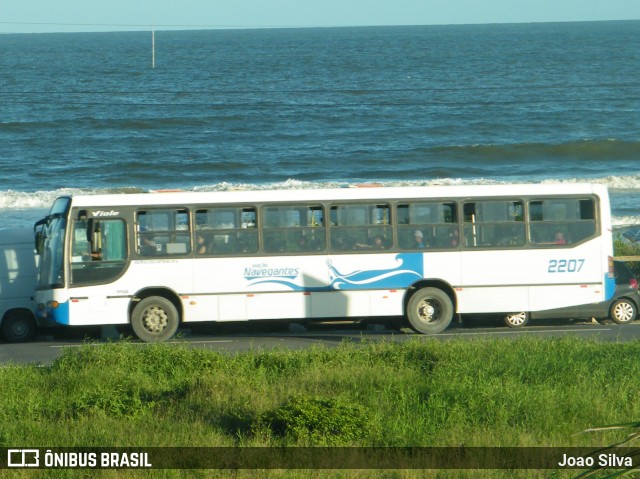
(612, 216), (640, 227)
(0, 187), (145, 210)
(0, 190), (63, 209)
(188, 175), (640, 193)
(539, 175), (640, 190)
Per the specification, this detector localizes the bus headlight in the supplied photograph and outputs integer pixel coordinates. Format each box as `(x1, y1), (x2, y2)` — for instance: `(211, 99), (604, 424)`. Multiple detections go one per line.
(47, 301), (60, 309)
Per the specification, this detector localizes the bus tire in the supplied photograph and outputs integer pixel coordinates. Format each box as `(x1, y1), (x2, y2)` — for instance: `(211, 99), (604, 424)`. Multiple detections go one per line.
(131, 296), (179, 342)
(406, 287), (453, 334)
(2, 310), (36, 343)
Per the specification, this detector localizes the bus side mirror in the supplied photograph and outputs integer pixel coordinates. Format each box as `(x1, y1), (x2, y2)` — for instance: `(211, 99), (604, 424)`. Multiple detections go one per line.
(35, 231), (44, 255)
(34, 218), (46, 255)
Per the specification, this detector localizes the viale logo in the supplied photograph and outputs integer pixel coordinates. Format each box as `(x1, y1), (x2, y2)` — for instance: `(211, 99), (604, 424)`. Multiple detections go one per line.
(91, 210), (120, 217)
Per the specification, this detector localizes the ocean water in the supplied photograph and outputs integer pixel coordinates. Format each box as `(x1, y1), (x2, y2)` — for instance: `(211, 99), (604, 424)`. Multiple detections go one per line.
(1, 21), (639, 230)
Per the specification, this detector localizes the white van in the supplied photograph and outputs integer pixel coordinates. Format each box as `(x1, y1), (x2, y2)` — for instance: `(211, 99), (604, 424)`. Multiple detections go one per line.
(0, 228), (38, 342)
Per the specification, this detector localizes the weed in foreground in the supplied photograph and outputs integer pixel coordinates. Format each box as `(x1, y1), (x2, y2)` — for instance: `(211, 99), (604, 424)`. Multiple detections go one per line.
(259, 395), (377, 446)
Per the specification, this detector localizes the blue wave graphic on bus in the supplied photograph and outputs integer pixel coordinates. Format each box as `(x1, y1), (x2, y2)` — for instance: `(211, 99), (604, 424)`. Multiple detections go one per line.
(327, 253), (423, 290)
(246, 253), (424, 292)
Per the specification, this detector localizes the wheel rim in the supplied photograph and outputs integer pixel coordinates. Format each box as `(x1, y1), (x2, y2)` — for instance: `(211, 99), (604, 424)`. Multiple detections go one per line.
(142, 305), (169, 333)
(9, 320), (28, 338)
(506, 312), (527, 326)
(417, 298), (442, 323)
(613, 302), (634, 322)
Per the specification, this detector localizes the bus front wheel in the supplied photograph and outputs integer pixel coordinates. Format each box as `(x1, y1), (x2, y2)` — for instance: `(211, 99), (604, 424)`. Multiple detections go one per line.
(131, 296), (179, 342)
(406, 287), (453, 334)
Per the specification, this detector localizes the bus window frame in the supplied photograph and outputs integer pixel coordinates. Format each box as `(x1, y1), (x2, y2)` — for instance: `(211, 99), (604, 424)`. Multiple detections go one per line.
(135, 207), (192, 258)
(328, 202), (392, 252)
(194, 205), (259, 256)
(396, 200), (460, 250)
(261, 204), (326, 254)
(527, 196), (599, 248)
(68, 216), (129, 287)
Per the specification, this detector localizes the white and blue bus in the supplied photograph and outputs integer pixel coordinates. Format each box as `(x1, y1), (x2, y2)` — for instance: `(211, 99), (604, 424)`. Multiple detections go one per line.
(34, 184), (614, 341)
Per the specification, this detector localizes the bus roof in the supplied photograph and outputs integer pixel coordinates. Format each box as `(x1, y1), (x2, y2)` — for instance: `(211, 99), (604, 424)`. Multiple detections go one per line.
(64, 183), (609, 209)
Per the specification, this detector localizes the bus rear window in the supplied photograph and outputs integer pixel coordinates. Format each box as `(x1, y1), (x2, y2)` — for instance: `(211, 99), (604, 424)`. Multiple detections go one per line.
(529, 198), (596, 245)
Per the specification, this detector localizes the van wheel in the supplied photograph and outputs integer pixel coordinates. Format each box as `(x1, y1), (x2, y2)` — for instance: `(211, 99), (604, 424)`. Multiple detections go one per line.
(131, 296), (179, 342)
(609, 298), (637, 324)
(2, 311), (36, 342)
(406, 287), (453, 334)
(504, 312), (529, 328)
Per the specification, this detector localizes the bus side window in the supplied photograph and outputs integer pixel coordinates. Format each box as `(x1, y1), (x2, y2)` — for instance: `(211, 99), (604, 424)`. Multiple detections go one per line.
(71, 219), (90, 263)
(72, 218), (126, 262)
(195, 207), (258, 255)
(529, 198), (596, 246)
(463, 200), (524, 248)
(329, 204), (391, 252)
(262, 205), (325, 254)
(70, 218), (127, 286)
(137, 209), (191, 256)
(396, 202), (458, 249)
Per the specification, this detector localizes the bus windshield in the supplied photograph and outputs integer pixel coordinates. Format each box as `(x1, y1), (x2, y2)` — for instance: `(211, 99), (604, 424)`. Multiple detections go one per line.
(38, 214), (66, 289)
(36, 197), (72, 289)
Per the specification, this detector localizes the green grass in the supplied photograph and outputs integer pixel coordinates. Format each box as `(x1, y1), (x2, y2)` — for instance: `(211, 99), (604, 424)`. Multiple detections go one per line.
(2, 337), (640, 478)
(614, 234), (640, 277)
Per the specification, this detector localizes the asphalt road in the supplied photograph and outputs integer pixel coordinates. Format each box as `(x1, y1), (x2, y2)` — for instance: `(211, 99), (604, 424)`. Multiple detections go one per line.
(1, 318), (639, 365)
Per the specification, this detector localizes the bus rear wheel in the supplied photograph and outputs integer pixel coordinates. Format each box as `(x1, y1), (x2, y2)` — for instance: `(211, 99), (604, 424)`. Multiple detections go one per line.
(406, 287), (454, 334)
(131, 296), (179, 342)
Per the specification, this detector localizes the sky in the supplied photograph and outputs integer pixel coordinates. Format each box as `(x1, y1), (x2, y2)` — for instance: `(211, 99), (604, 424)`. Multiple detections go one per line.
(1, 0), (640, 34)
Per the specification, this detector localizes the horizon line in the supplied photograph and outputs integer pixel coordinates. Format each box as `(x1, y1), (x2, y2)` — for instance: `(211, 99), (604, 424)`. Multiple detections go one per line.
(1, 18), (638, 35)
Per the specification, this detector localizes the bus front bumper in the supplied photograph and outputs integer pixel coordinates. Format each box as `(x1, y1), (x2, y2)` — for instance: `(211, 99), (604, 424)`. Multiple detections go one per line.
(36, 301), (69, 327)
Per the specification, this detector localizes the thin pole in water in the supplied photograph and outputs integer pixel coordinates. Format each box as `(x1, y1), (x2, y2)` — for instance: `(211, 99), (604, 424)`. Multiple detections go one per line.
(152, 28), (155, 69)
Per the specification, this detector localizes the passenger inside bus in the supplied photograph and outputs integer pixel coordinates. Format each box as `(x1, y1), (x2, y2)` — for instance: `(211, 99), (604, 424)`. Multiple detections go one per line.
(355, 235), (389, 250)
(295, 233), (322, 252)
(449, 228), (459, 247)
(412, 230), (425, 248)
(265, 235), (286, 253)
(196, 234), (207, 254)
(531, 228), (570, 245)
(372, 235), (388, 249)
